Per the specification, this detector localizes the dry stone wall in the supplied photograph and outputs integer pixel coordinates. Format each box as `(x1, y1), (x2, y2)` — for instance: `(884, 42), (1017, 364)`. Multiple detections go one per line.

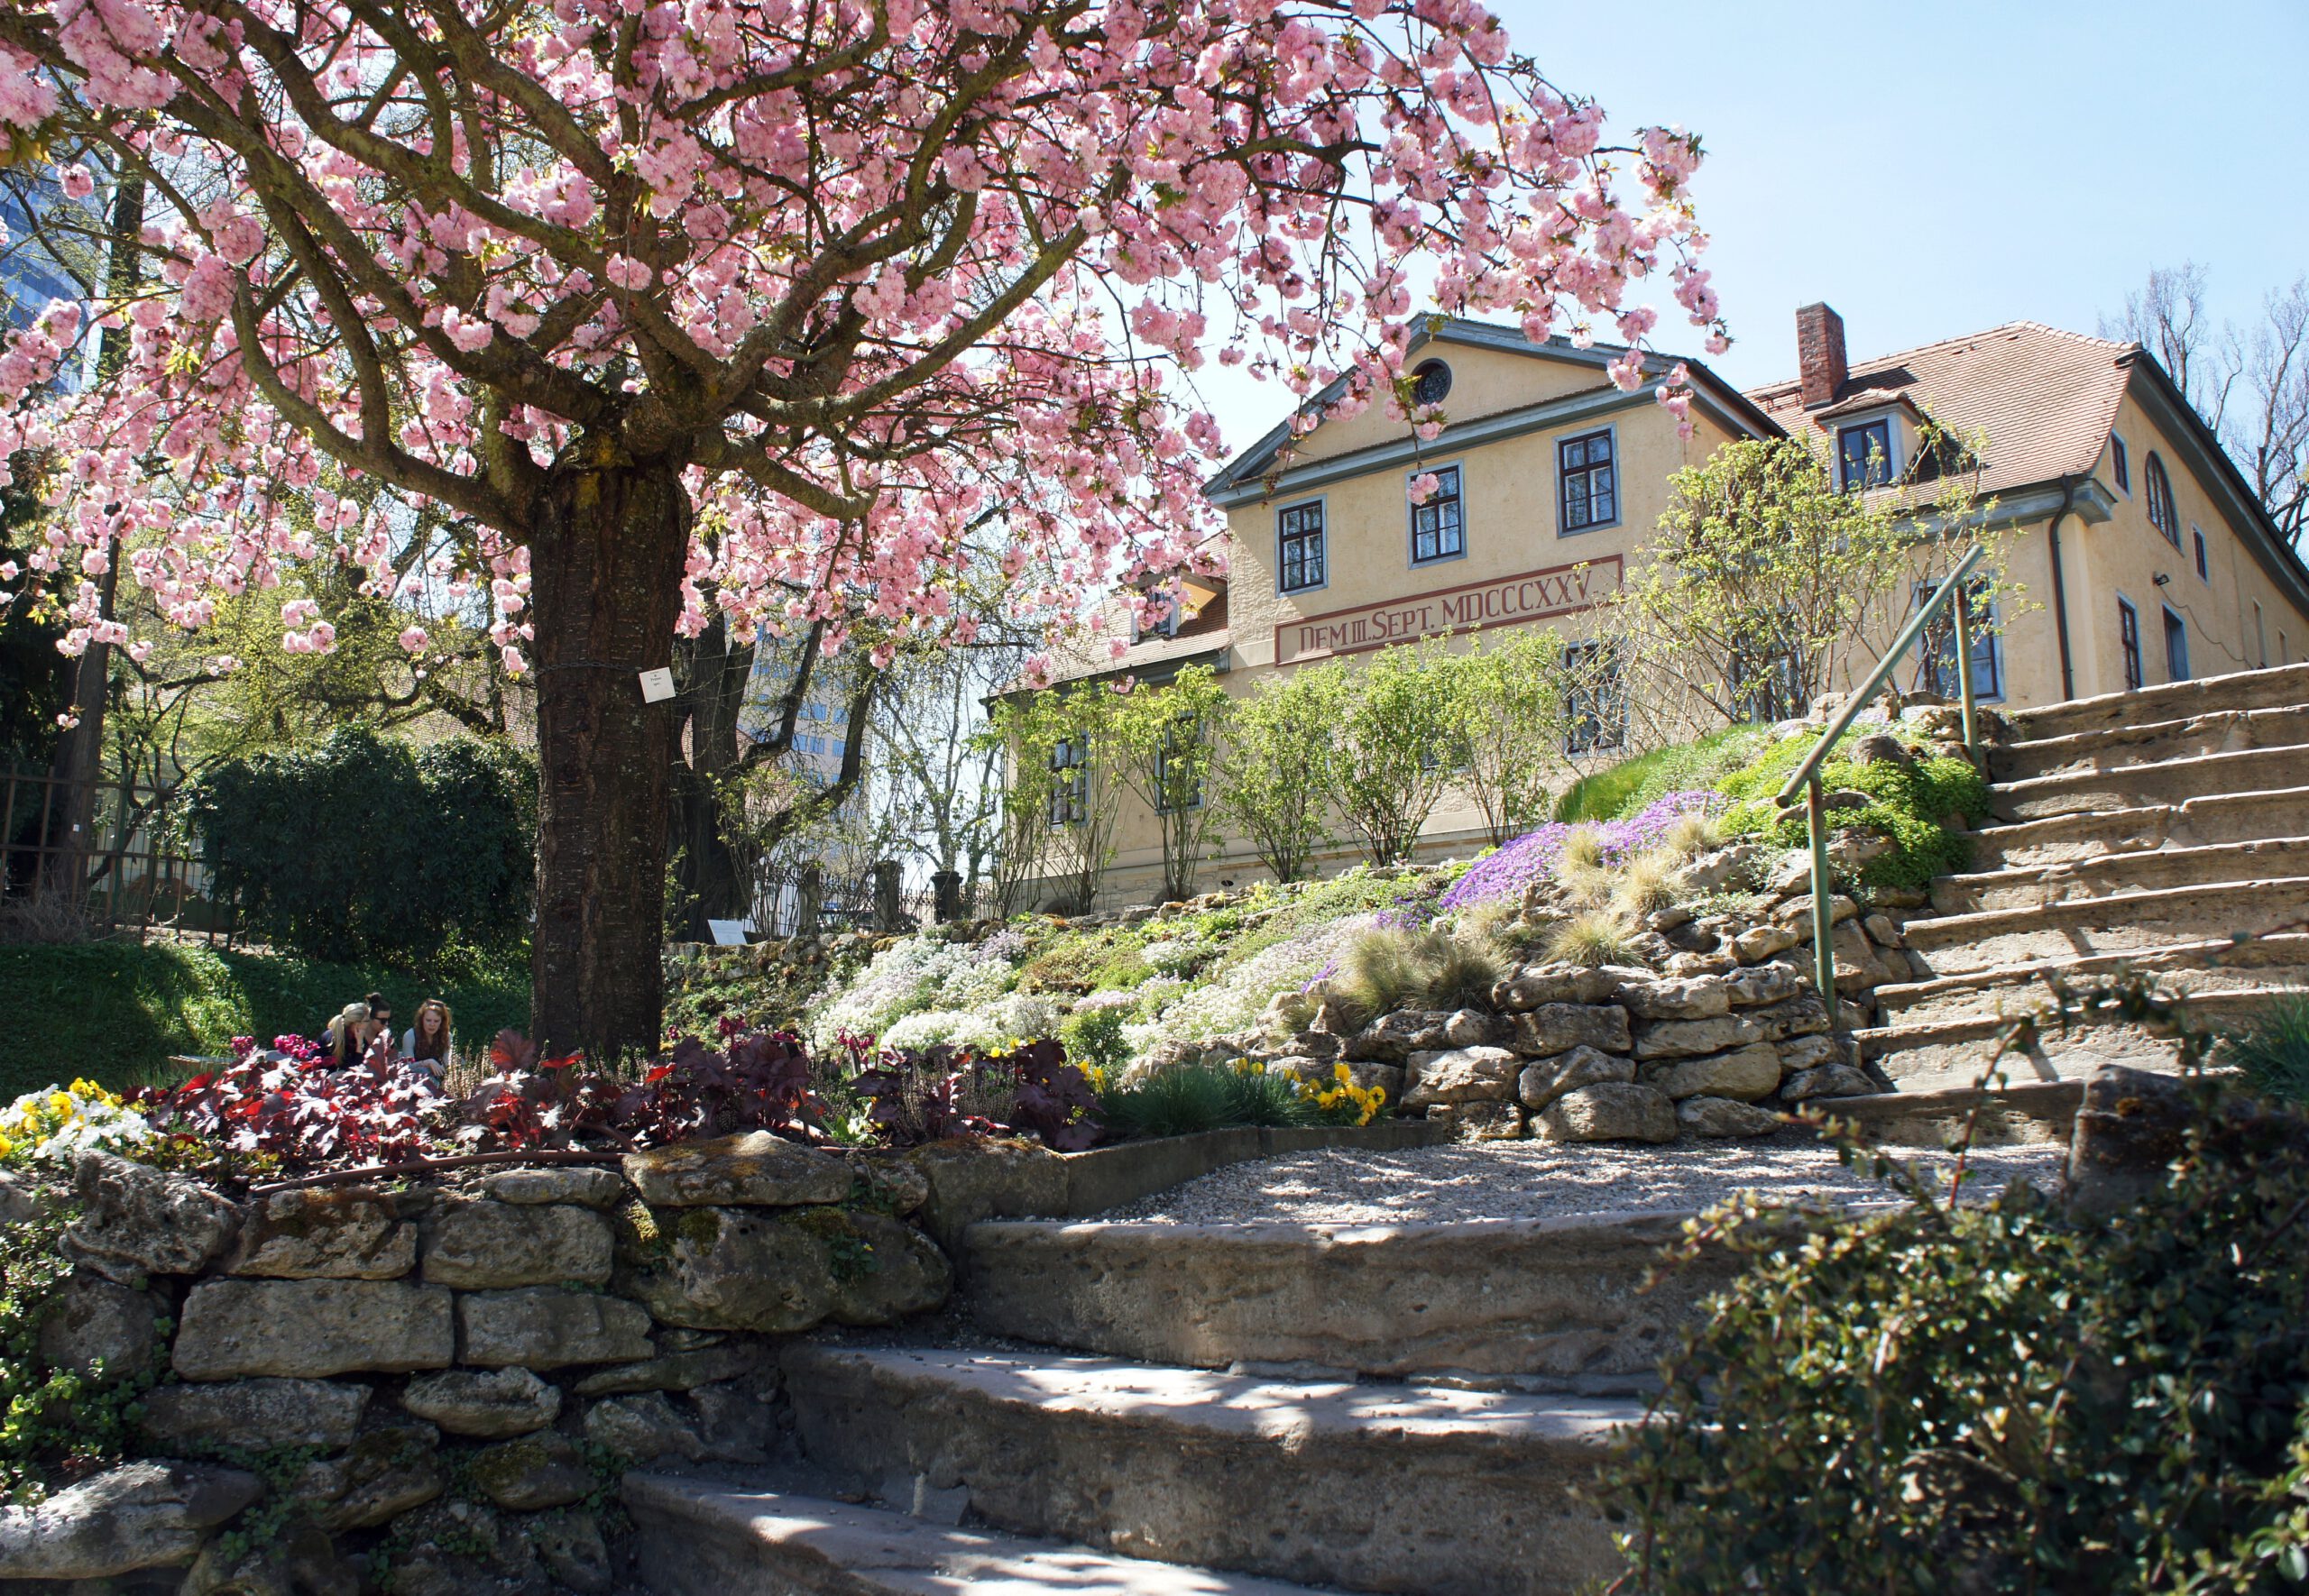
(0, 1133), (952, 1594)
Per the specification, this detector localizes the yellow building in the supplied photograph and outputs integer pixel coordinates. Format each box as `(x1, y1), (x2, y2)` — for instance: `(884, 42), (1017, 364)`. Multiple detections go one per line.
(1034, 306), (2309, 907)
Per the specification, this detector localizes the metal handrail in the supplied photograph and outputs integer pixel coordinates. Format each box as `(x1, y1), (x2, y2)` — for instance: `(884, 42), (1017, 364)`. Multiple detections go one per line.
(1773, 540), (1988, 1002)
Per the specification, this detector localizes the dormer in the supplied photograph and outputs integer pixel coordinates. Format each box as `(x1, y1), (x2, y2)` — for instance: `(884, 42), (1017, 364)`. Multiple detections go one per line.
(1817, 389), (1926, 490)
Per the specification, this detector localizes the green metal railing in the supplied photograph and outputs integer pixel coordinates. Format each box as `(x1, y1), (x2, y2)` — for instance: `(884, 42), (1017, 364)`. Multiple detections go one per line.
(1773, 541), (1988, 1001)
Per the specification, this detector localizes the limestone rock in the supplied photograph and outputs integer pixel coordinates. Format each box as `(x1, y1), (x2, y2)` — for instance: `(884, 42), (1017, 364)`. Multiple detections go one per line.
(528, 1509), (613, 1594)
(1733, 924), (1801, 964)
(1747, 992), (1833, 1042)
(1515, 1045), (1634, 1112)
(1777, 1033), (1845, 1073)
(174, 1278), (454, 1380)
(1641, 1043), (1783, 1103)
(0, 1461), (261, 1579)
(1664, 949), (1739, 977)
(2067, 1064), (2199, 1215)
(378, 1499), (538, 1592)
(1631, 1014), (1762, 1060)
(1772, 893), (1861, 931)
(1851, 733), (1910, 766)
(1401, 1045), (1522, 1110)
(685, 1374), (780, 1463)
(479, 1166), (629, 1208)
(305, 1421), (448, 1531)
(571, 1342), (767, 1397)
(36, 1273), (160, 1376)
(1828, 829), (1895, 874)
(1535, 1083), (1676, 1144)
(1508, 1003), (1632, 1057)
(1343, 1009), (1453, 1062)
(1782, 1064), (1877, 1102)
(1679, 843), (1769, 894)
(616, 1206), (838, 1334)
(0, 1169), (45, 1225)
(584, 1391), (711, 1464)
(1678, 1096), (1782, 1138)
(179, 1518), (353, 1596)
(226, 1186), (414, 1280)
(470, 1433), (593, 1511)
(1617, 976), (1730, 1021)
(140, 1378), (369, 1452)
(622, 1131), (851, 1207)
(1430, 1101), (1525, 1141)
(1492, 963), (1633, 1010)
(456, 1287), (654, 1368)
(423, 1197), (613, 1289)
(827, 1211), (954, 1326)
(62, 1151), (239, 1286)
(1722, 962), (1804, 1009)
(844, 1151), (932, 1215)
(1440, 1008), (1511, 1049)
(1863, 912), (1906, 949)
(906, 1137), (1067, 1253)
(400, 1367), (562, 1437)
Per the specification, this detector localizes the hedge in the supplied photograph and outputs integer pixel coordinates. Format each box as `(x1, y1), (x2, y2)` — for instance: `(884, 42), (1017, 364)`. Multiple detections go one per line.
(0, 942), (528, 1098)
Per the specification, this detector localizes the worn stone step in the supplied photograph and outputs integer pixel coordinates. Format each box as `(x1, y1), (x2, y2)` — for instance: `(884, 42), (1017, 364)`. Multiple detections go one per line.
(1961, 786), (2309, 871)
(1810, 1078), (2085, 1148)
(1857, 986), (2287, 1087)
(2008, 661), (2309, 743)
(963, 1215), (1726, 1381)
(624, 1474), (1338, 1595)
(1991, 703), (2309, 784)
(1929, 837), (2309, 913)
(1898, 877), (2309, 976)
(1874, 933), (2309, 1028)
(781, 1344), (1639, 1596)
(1990, 747), (2309, 821)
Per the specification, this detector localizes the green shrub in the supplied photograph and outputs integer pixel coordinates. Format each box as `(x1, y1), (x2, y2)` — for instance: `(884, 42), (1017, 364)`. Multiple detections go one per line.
(1099, 1061), (1316, 1138)
(1059, 1003), (1134, 1082)
(2221, 991), (2309, 1105)
(177, 727), (535, 966)
(1604, 1082), (2309, 1593)
(0, 1197), (161, 1503)
(0, 942), (527, 1098)
(1716, 739), (1988, 891)
(1556, 728), (1763, 822)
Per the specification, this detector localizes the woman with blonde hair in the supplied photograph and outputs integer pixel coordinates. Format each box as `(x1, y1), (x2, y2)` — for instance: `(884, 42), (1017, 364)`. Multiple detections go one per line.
(319, 1001), (374, 1067)
(401, 998), (455, 1082)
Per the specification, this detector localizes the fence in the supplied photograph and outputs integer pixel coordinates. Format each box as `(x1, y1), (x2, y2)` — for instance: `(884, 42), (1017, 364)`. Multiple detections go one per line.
(745, 860), (980, 939)
(0, 764), (239, 943)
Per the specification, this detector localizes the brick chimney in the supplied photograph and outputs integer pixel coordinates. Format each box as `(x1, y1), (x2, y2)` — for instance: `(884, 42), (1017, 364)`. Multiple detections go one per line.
(1796, 302), (1847, 408)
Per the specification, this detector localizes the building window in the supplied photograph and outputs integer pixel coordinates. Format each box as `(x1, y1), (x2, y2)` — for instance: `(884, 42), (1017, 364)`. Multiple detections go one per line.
(2255, 601), (2268, 669)
(1730, 647), (1803, 725)
(1134, 600), (1181, 644)
(2164, 606), (2190, 682)
(2118, 597), (2143, 691)
(1153, 720), (1204, 813)
(2145, 453), (2180, 546)
(1563, 641), (1625, 754)
(1278, 500), (1326, 594)
(1838, 419), (1895, 491)
(1410, 359), (1452, 407)
(1915, 579), (2003, 702)
(2111, 433), (2130, 493)
(2192, 527), (2209, 582)
(1047, 737), (1089, 826)
(1559, 430), (1616, 534)
(1409, 464), (1464, 564)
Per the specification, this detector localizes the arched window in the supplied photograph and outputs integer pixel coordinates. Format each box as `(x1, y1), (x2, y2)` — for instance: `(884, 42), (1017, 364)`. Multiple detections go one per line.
(2145, 452), (2180, 546)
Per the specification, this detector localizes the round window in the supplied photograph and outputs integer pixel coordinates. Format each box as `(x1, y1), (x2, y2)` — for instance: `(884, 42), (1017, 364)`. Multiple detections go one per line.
(1410, 359), (1452, 407)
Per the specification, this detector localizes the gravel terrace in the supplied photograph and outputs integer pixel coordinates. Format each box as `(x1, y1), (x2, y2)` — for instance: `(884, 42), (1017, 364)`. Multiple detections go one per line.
(1098, 1137), (2069, 1225)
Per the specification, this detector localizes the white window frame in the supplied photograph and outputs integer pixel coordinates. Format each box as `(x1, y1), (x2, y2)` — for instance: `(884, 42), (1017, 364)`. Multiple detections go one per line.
(1836, 413), (1901, 491)
(1405, 460), (1467, 568)
(1556, 423), (1621, 537)
(1276, 495), (1329, 597)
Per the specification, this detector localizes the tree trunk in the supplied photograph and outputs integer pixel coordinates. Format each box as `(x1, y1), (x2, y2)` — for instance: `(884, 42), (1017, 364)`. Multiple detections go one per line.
(528, 449), (691, 1061)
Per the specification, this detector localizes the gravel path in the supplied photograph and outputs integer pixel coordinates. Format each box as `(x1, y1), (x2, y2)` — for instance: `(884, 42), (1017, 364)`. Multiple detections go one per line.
(1098, 1138), (2067, 1225)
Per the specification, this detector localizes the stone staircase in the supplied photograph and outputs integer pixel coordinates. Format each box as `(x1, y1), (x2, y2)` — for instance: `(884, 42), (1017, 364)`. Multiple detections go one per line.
(1858, 661), (2309, 1094)
(623, 1211), (1730, 1595)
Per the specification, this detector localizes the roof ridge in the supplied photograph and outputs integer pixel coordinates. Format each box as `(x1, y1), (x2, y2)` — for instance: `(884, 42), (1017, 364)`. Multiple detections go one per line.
(1743, 318), (2135, 401)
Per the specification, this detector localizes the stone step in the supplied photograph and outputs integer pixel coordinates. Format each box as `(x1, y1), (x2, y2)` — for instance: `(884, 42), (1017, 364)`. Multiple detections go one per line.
(1991, 703), (2309, 783)
(1857, 986), (2287, 1087)
(1961, 786), (2309, 871)
(1989, 747), (2309, 822)
(1809, 1078), (2085, 1148)
(963, 1215), (1727, 1382)
(781, 1344), (1640, 1596)
(2009, 661), (2309, 742)
(1874, 932), (2309, 1028)
(624, 1474), (1338, 1595)
(1929, 836), (2309, 913)
(1898, 876), (2309, 976)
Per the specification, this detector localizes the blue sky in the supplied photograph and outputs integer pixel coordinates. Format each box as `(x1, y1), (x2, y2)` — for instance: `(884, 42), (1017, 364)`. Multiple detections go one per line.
(1192, 0), (2307, 449)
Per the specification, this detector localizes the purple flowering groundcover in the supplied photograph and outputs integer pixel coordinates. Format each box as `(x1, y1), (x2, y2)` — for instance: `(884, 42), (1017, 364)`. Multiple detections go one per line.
(1436, 791), (1725, 913)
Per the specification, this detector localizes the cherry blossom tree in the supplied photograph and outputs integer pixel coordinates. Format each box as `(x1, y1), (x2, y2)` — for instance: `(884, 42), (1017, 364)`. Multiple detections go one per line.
(0, 0), (1726, 1057)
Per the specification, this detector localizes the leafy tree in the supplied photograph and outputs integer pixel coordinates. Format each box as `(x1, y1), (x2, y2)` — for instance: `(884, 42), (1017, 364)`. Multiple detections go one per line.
(0, 475), (66, 764)
(1444, 630), (1568, 846)
(988, 682), (1124, 913)
(1329, 639), (1457, 867)
(1604, 432), (2000, 742)
(1218, 660), (1344, 885)
(178, 728), (535, 966)
(0, 0), (1724, 1054)
(1107, 664), (1231, 903)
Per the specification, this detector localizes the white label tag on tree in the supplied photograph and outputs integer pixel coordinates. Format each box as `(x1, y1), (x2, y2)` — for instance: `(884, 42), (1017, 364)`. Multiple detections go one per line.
(638, 667), (676, 702)
(706, 918), (751, 946)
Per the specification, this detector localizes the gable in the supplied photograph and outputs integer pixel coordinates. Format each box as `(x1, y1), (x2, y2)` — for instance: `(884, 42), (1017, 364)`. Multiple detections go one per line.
(1282, 338), (1618, 467)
